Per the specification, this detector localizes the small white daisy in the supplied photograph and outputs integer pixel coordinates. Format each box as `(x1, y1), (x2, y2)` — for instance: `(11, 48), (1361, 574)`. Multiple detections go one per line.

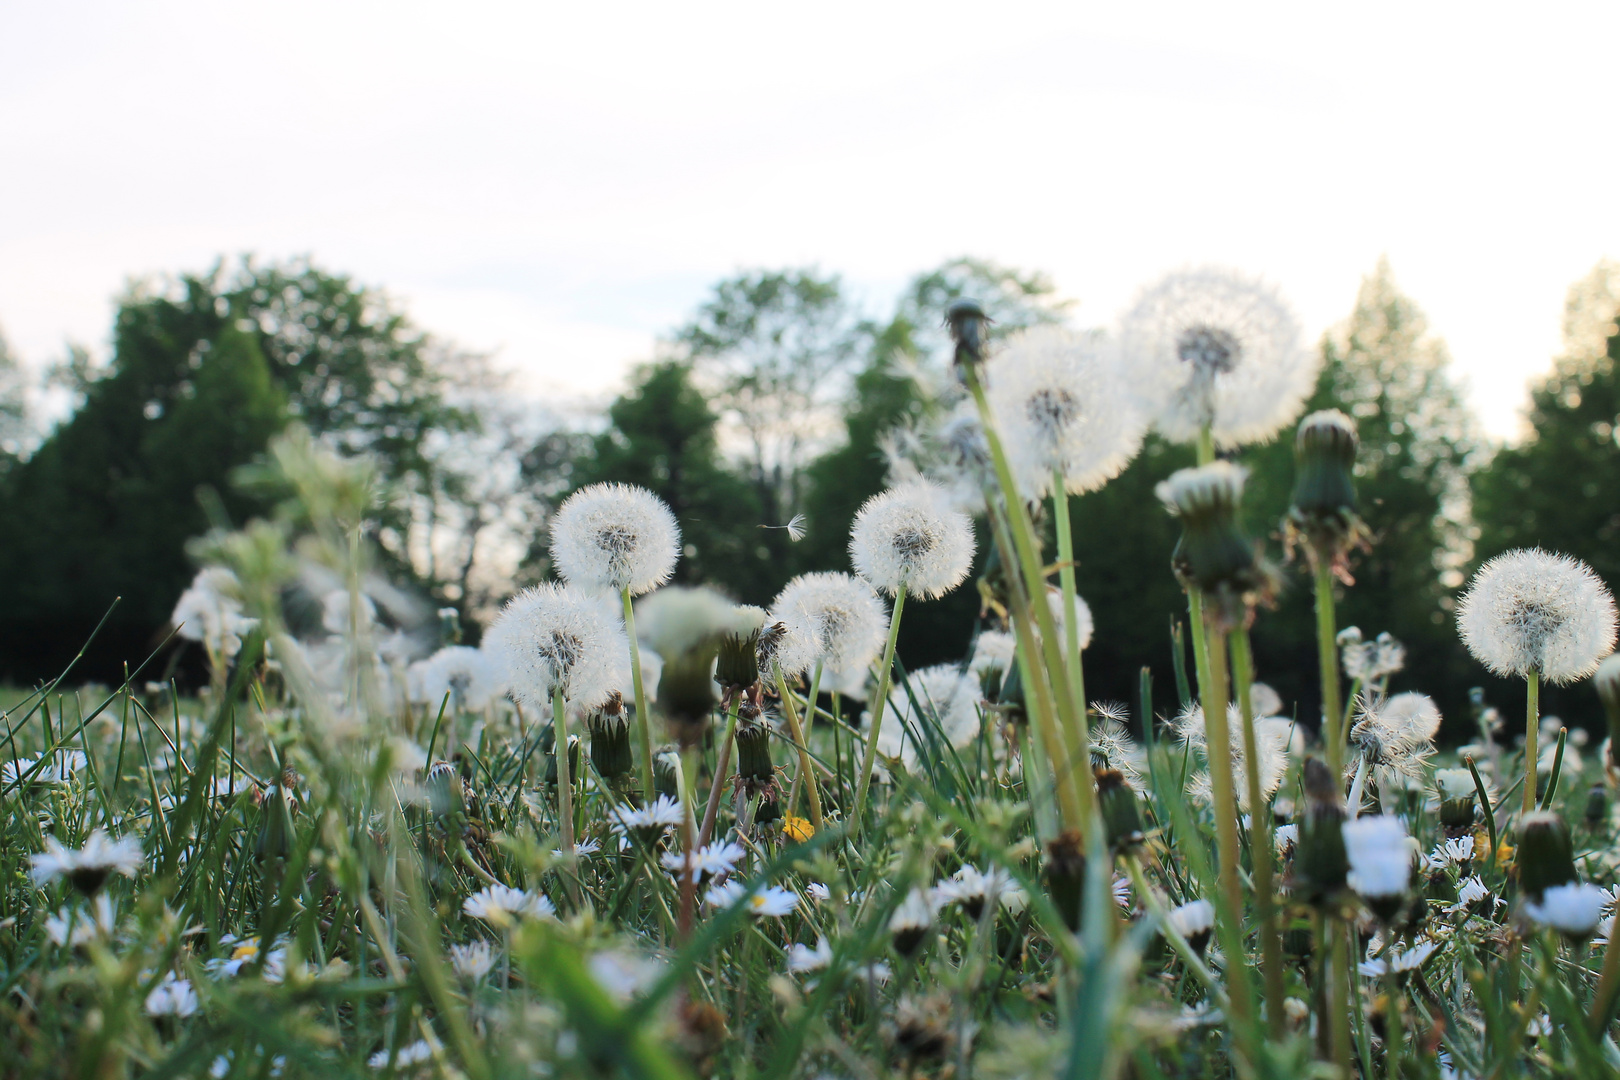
(661, 841), (746, 881)
(30, 830), (143, 894)
(447, 941), (494, 983)
(1524, 882), (1608, 937)
(145, 973), (199, 1018)
(787, 936), (834, 974)
(462, 885), (555, 926)
(369, 1039), (434, 1069)
(1358, 940), (1438, 977)
(805, 882), (831, 903)
(608, 795), (685, 840)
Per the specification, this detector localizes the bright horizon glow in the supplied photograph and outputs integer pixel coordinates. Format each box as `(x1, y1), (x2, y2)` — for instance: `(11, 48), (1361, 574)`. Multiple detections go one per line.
(4, 2), (1620, 441)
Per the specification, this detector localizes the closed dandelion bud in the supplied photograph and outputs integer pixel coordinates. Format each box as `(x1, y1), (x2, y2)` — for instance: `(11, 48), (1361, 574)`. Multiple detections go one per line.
(587, 692), (634, 782)
(1157, 462), (1277, 624)
(438, 605), (463, 644)
(1287, 410), (1363, 560)
(1596, 654), (1620, 772)
(654, 749), (681, 800)
(658, 647), (717, 749)
(1516, 811), (1577, 900)
(1291, 757), (1348, 906)
(754, 793), (782, 826)
(890, 888), (936, 957)
(544, 731), (580, 791)
(735, 710), (776, 787)
(1586, 783), (1607, 825)
(256, 785), (292, 863)
(1434, 768), (1478, 834)
(716, 629), (761, 694)
(946, 298), (990, 369)
(1044, 829), (1087, 932)
(1096, 769), (1145, 851)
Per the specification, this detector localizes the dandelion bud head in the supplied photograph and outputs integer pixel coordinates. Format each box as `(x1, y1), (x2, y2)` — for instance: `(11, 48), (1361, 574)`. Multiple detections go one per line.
(550, 482), (680, 596)
(1516, 811), (1578, 899)
(486, 583), (628, 712)
(1120, 266), (1316, 449)
(849, 482), (975, 599)
(1457, 548), (1618, 684)
(984, 325), (1145, 498)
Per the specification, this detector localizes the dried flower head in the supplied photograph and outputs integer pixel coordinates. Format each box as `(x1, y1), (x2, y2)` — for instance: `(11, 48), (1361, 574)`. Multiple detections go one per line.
(985, 325), (1145, 498)
(1351, 691), (1442, 785)
(1457, 549), (1617, 684)
(550, 482), (680, 596)
(486, 584), (629, 711)
(769, 572), (889, 677)
(850, 482), (975, 599)
(1120, 266), (1316, 448)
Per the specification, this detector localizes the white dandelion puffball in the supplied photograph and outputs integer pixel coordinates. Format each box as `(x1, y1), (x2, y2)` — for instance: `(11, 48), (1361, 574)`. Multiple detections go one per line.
(633, 586), (756, 658)
(985, 325), (1146, 498)
(1456, 549), (1618, 684)
(1524, 882), (1608, 936)
(1120, 266), (1316, 449)
(485, 584), (630, 711)
(769, 572), (890, 676)
(1172, 703), (1288, 812)
(407, 646), (507, 711)
(849, 482), (975, 599)
(864, 664), (982, 770)
(1043, 587), (1094, 652)
(969, 630), (1017, 678)
(551, 482), (680, 596)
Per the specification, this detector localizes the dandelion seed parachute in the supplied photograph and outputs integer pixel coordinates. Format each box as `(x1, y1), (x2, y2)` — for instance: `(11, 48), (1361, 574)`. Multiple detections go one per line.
(849, 482), (975, 600)
(550, 482), (681, 596)
(485, 583), (630, 711)
(1120, 266), (1317, 448)
(984, 325), (1146, 499)
(1456, 548), (1618, 684)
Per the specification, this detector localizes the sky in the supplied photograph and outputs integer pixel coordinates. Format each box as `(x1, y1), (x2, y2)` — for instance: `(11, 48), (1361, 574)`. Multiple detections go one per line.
(3, 2), (1619, 440)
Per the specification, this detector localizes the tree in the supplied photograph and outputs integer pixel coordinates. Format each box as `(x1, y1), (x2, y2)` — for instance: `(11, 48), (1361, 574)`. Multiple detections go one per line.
(1473, 260), (1620, 726)
(565, 361), (777, 603)
(0, 326), (29, 474)
(672, 269), (870, 520)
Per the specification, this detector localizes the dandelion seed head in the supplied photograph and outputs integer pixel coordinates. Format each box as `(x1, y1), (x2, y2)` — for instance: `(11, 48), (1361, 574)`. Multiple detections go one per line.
(633, 585), (752, 660)
(1167, 899), (1215, 938)
(968, 630), (1017, 679)
(1172, 703), (1288, 811)
(407, 645), (506, 712)
(850, 482), (975, 599)
(1120, 266), (1316, 448)
(486, 583), (628, 711)
(1457, 549), (1618, 684)
(550, 482), (680, 596)
(864, 665), (982, 771)
(984, 325), (1145, 498)
(1351, 692), (1441, 782)
(769, 571), (889, 677)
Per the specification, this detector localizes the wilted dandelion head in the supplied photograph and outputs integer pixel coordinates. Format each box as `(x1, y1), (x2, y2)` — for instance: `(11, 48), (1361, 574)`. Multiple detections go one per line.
(769, 571), (889, 676)
(1120, 266), (1316, 448)
(550, 482), (680, 595)
(985, 325), (1145, 498)
(866, 665), (982, 770)
(486, 583), (629, 710)
(1457, 549), (1618, 684)
(850, 482), (975, 599)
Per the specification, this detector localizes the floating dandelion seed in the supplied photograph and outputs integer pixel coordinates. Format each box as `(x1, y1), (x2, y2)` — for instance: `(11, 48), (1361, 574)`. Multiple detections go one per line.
(485, 583), (628, 711)
(849, 482), (975, 600)
(759, 513), (807, 542)
(984, 325), (1146, 499)
(1457, 548), (1617, 684)
(1120, 266), (1316, 448)
(550, 482), (680, 596)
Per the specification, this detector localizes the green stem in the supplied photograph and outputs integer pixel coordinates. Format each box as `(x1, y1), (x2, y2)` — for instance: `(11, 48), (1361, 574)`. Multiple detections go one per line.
(961, 364), (1093, 833)
(1231, 627), (1285, 1039)
(552, 688), (574, 855)
(1199, 624), (1254, 1026)
(1314, 560), (1344, 778)
(1591, 904), (1620, 1033)
(1384, 967), (1403, 1080)
(1524, 668), (1540, 816)
(775, 664), (823, 831)
(1052, 470), (1089, 764)
(621, 588), (657, 803)
(852, 583), (907, 830)
(699, 700), (741, 850)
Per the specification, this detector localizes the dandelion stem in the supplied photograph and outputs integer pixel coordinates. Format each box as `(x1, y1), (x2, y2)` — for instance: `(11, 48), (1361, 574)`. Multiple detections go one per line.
(1590, 907), (1620, 1033)
(700, 700), (741, 850)
(621, 587), (657, 803)
(1524, 668), (1540, 816)
(1051, 469), (1091, 769)
(961, 363), (1092, 834)
(776, 663), (823, 831)
(1230, 626), (1285, 1039)
(1198, 622), (1255, 1026)
(1314, 559), (1345, 779)
(853, 583), (907, 831)
(552, 688), (574, 856)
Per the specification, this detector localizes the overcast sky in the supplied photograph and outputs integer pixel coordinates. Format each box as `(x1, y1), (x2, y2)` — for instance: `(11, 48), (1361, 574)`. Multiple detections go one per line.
(3, 2), (1617, 439)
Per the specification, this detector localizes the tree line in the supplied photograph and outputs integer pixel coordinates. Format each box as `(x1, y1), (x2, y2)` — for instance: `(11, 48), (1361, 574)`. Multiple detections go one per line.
(0, 255), (1615, 741)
